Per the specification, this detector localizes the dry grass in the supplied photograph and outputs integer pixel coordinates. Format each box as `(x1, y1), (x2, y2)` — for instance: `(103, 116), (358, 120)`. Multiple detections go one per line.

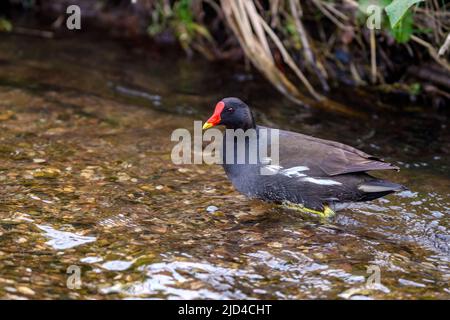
(220, 0), (323, 103)
(134, 0), (450, 106)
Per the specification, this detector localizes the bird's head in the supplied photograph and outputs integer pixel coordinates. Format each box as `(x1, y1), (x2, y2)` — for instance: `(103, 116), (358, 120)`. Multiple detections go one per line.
(203, 97), (255, 130)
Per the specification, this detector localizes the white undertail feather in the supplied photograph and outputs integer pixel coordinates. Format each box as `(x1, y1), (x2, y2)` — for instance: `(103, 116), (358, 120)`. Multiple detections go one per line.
(358, 184), (397, 192)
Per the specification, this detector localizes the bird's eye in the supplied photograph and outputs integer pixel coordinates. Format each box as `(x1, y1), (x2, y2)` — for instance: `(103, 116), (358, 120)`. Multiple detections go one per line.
(226, 107), (234, 113)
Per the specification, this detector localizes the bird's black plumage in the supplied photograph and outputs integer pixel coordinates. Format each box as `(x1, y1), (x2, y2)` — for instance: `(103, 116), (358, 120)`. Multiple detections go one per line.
(204, 97), (406, 212)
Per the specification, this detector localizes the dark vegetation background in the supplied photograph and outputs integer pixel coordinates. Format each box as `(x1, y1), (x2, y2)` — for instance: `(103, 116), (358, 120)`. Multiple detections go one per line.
(1, 0), (449, 110)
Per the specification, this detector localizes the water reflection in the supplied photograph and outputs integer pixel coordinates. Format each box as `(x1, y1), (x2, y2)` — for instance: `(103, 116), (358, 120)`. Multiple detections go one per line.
(37, 224), (96, 250)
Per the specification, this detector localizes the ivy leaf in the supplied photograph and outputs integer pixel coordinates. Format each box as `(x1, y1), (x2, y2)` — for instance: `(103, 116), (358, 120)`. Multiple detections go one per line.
(385, 0), (423, 29)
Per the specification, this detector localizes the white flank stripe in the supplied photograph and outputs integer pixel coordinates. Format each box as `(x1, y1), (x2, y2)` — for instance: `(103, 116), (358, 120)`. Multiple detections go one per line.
(301, 177), (342, 186)
(262, 165), (283, 173)
(281, 166), (309, 177)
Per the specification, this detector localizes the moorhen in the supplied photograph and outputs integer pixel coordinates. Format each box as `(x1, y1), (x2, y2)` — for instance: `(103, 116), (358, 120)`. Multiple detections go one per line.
(202, 97), (406, 218)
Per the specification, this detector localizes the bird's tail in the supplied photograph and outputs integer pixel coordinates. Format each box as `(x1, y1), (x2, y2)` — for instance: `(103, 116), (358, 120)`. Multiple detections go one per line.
(357, 180), (407, 201)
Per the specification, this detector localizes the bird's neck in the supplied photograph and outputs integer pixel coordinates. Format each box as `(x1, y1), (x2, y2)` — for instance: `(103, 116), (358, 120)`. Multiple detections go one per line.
(227, 119), (256, 130)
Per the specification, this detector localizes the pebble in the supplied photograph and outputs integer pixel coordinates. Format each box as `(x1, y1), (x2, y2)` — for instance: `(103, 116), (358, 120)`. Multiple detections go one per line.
(5, 286), (17, 293)
(0, 110), (14, 121)
(149, 225), (168, 234)
(33, 167), (61, 178)
(206, 205), (218, 213)
(17, 286), (35, 296)
(81, 256), (103, 264)
(16, 237), (28, 244)
(398, 279), (426, 288)
(101, 260), (133, 271)
(268, 242), (283, 248)
(80, 168), (95, 179)
(117, 172), (131, 182)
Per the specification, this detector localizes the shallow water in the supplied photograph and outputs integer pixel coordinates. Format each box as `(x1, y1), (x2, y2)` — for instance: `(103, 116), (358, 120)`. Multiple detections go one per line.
(0, 33), (448, 299)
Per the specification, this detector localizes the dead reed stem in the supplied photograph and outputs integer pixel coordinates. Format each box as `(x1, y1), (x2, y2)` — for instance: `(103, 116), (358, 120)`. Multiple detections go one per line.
(220, 0), (323, 103)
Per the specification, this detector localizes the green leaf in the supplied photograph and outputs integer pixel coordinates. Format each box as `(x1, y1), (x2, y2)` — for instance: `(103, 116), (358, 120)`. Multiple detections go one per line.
(385, 0), (423, 29)
(0, 18), (12, 32)
(174, 0), (193, 24)
(389, 10), (413, 43)
(409, 83), (421, 96)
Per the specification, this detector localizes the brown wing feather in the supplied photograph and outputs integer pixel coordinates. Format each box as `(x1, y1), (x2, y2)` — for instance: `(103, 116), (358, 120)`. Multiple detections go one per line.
(318, 146), (398, 176)
(276, 129), (398, 176)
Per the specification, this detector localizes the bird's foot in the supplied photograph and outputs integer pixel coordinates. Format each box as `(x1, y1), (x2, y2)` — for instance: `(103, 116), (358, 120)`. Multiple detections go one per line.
(322, 205), (336, 218)
(302, 205), (335, 219)
(282, 202), (336, 219)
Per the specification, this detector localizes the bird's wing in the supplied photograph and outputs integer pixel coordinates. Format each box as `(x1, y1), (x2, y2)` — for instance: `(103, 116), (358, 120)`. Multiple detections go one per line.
(273, 129), (398, 176)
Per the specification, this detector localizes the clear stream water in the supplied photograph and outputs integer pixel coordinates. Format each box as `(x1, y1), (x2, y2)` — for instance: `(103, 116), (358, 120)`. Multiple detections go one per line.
(0, 33), (448, 299)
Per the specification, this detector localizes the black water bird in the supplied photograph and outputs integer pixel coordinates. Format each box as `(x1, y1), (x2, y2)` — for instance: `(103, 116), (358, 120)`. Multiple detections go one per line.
(202, 97), (406, 218)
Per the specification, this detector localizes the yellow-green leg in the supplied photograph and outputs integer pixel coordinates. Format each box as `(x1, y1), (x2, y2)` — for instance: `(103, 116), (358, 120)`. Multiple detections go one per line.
(323, 205), (336, 218)
(302, 205), (335, 219)
(282, 202), (336, 219)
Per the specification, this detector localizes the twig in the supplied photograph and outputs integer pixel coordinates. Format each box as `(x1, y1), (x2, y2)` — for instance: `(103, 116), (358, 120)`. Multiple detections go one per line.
(370, 28), (377, 84)
(350, 63), (366, 85)
(258, 15), (324, 100)
(12, 27), (54, 39)
(438, 33), (450, 57)
(322, 2), (350, 22)
(310, 0), (347, 30)
(411, 35), (450, 73)
(220, 0), (324, 102)
(243, 0), (272, 59)
(289, 0), (315, 66)
(221, 0), (306, 103)
(270, 0), (281, 28)
(288, 0), (329, 91)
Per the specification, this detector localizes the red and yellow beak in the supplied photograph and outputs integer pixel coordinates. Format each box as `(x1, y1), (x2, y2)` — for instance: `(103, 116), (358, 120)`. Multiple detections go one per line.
(202, 101), (224, 130)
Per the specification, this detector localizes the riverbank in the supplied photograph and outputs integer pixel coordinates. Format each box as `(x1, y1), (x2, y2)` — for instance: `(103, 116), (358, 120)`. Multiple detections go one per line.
(2, 0), (449, 111)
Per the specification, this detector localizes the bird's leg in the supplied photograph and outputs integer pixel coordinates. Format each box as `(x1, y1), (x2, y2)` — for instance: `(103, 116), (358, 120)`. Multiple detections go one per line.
(300, 206), (326, 216)
(301, 205), (335, 218)
(282, 202), (335, 219)
(322, 205), (336, 218)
